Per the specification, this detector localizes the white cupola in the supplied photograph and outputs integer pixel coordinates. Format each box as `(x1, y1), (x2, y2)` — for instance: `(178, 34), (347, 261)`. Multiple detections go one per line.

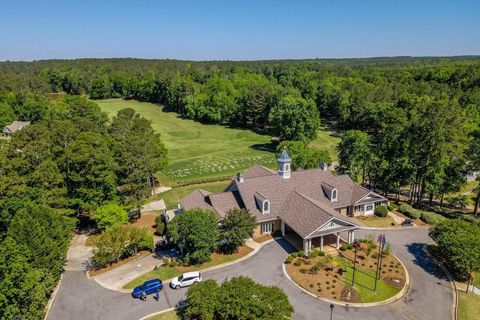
(277, 149), (291, 179)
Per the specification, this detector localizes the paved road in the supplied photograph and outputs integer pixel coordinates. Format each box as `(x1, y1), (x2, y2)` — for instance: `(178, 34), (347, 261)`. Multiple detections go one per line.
(47, 228), (453, 320)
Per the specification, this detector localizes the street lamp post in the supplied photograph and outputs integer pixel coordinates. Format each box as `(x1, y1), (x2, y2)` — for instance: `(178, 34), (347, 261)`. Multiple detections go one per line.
(352, 240), (360, 286)
(329, 303), (334, 320)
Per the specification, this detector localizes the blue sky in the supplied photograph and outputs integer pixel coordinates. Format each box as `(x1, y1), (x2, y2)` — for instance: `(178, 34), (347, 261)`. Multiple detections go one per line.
(0, 0), (479, 61)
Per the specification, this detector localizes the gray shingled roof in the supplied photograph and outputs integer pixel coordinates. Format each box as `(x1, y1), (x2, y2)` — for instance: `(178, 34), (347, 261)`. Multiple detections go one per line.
(3, 121), (30, 134)
(180, 165), (384, 234)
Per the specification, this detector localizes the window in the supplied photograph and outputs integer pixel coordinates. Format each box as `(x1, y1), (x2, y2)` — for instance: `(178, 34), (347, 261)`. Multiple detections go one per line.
(261, 222), (273, 234)
(354, 205), (363, 212)
(366, 205), (373, 211)
(285, 163), (290, 171)
(262, 200), (270, 214)
(332, 189), (337, 201)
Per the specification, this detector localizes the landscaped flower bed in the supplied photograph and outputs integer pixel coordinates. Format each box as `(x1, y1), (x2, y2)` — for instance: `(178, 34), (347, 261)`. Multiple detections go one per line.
(285, 240), (406, 303)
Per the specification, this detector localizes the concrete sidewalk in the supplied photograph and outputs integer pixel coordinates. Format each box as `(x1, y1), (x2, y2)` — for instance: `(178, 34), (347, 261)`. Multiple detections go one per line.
(92, 237), (265, 292)
(92, 253), (163, 291)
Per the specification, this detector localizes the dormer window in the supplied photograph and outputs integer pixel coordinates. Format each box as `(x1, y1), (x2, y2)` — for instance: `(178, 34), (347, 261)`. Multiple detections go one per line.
(262, 200), (270, 214)
(331, 189), (337, 202)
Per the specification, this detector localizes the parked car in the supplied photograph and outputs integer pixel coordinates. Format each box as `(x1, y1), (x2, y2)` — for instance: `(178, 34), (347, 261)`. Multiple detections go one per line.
(170, 271), (202, 289)
(401, 219), (414, 226)
(132, 278), (163, 298)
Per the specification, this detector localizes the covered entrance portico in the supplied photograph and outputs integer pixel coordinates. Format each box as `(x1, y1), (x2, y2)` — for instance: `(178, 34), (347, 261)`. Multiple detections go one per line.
(281, 218), (358, 256)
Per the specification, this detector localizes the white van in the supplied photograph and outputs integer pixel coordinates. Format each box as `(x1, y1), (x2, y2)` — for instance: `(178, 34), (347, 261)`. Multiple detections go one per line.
(170, 271), (202, 289)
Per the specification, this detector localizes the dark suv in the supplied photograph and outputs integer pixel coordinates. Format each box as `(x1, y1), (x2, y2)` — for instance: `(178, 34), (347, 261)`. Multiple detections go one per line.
(132, 278), (163, 298)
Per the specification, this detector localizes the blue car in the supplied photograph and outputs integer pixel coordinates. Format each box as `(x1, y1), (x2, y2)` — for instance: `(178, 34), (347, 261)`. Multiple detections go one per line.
(132, 278), (163, 298)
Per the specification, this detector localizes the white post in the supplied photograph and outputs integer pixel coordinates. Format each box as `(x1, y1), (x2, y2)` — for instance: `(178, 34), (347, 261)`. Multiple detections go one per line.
(347, 231), (352, 244)
(308, 239), (312, 253)
(281, 221), (285, 236)
(336, 233), (340, 249)
(303, 239), (309, 255)
(351, 230), (355, 243)
(320, 236), (324, 251)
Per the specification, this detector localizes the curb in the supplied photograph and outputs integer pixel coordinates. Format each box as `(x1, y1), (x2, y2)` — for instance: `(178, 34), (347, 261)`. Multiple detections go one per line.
(43, 273), (64, 320)
(359, 226), (429, 231)
(116, 237), (281, 293)
(423, 244), (458, 320)
(139, 307), (175, 320)
(282, 250), (410, 308)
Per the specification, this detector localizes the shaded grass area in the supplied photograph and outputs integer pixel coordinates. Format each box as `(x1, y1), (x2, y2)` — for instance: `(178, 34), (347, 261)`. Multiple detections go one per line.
(123, 246), (253, 289)
(458, 291), (480, 320)
(355, 215), (397, 228)
(151, 181), (228, 209)
(309, 122), (341, 163)
(97, 99), (276, 184)
(145, 310), (179, 320)
(334, 257), (401, 303)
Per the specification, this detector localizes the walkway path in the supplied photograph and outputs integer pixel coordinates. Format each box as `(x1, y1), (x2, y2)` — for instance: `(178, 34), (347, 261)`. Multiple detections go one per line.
(48, 228), (453, 320)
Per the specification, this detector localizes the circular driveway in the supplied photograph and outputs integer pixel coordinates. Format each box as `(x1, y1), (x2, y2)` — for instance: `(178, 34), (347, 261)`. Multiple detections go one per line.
(47, 228), (453, 320)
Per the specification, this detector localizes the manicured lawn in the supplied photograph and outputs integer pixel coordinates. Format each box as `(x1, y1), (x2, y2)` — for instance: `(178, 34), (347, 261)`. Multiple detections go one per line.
(334, 257), (401, 303)
(97, 99), (276, 184)
(355, 215), (397, 228)
(145, 310), (179, 320)
(458, 291), (480, 320)
(151, 180), (228, 209)
(309, 121), (341, 163)
(123, 245), (253, 289)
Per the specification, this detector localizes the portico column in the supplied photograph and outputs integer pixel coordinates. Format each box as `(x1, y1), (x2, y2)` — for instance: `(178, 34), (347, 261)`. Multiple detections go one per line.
(308, 239), (312, 253)
(336, 233), (340, 249)
(347, 231), (352, 244)
(320, 236), (324, 251)
(281, 221), (285, 236)
(303, 239), (310, 256)
(351, 230), (355, 243)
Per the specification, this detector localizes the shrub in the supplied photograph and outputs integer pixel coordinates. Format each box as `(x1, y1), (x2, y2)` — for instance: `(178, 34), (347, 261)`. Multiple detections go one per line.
(399, 204), (420, 219)
(310, 249), (320, 258)
(374, 205), (389, 217)
(155, 215), (166, 236)
(293, 259), (302, 267)
(299, 268), (307, 274)
(339, 244), (349, 251)
(387, 203), (397, 211)
(318, 250), (325, 256)
(285, 255), (294, 264)
(290, 252), (298, 258)
(297, 250), (306, 258)
(139, 235), (154, 250)
(420, 211), (447, 225)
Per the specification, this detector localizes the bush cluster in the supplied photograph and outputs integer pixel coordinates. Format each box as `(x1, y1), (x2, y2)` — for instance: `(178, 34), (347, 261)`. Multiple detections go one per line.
(374, 205), (389, 217)
(399, 204), (420, 219)
(419, 211), (447, 225)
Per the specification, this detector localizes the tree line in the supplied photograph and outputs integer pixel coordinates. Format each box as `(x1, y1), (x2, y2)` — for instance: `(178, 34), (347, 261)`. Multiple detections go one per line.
(0, 95), (167, 319)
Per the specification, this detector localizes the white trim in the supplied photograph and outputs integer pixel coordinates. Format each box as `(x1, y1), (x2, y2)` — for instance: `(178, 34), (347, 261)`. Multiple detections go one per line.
(262, 200), (270, 214)
(303, 217), (358, 239)
(354, 191), (386, 204)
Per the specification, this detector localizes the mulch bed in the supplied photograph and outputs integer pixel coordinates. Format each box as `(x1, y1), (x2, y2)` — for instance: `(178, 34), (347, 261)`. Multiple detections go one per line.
(384, 276), (405, 289)
(340, 286), (360, 303)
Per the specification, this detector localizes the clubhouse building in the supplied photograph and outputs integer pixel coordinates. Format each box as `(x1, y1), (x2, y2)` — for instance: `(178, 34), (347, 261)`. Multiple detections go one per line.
(180, 150), (386, 255)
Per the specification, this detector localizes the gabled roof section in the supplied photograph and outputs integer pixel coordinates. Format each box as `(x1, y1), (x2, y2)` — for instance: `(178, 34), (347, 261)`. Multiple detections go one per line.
(243, 165), (276, 179)
(180, 189), (214, 212)
(3, 121), (30, 133)
(208, 191), (243, 218)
